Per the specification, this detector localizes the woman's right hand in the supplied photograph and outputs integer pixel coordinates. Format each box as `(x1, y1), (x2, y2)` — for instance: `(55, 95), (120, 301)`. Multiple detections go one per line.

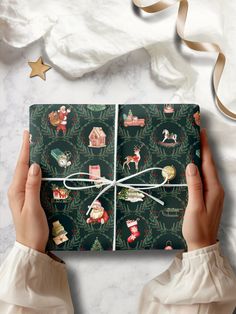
(183, 129), (225, 251)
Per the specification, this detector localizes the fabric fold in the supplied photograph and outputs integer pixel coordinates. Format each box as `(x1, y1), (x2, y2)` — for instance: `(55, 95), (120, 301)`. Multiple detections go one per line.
(138, 242), (236, 314)
(0, 241), (74, 313)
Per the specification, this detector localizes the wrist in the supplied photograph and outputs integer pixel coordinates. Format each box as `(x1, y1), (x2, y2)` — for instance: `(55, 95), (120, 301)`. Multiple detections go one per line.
(14, 241), (65, 266)
(16, 238), (46, 254)
(187, 240), (217, 252)
(183, 242), (220, 259)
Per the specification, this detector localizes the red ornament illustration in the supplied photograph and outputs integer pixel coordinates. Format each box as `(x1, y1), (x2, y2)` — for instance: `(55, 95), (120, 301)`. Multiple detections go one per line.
(126, 219), (140, 243)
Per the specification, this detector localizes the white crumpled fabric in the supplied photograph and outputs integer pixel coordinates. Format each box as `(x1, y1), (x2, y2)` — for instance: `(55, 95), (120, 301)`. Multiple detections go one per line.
(1, 0), (232, 104)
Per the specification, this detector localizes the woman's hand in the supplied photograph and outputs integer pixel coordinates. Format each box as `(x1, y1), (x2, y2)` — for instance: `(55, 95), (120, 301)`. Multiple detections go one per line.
(183, 129), (225, 251)
(7, 130), (49, 253)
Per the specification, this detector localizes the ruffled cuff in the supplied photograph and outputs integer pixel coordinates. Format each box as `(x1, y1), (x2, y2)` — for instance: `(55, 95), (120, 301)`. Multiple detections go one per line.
(139, 242), (236, 309)
(0, 241), (74, 313)
(15, 241), (66, 265)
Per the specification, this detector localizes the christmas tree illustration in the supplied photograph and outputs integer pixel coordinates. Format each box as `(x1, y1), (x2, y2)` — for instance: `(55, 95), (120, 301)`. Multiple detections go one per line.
(91, 237), (103, 251)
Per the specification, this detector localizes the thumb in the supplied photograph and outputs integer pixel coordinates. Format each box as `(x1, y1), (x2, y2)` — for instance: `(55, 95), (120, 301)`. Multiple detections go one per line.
(186, 163), (204, 210)
(25, 163), (42, 207)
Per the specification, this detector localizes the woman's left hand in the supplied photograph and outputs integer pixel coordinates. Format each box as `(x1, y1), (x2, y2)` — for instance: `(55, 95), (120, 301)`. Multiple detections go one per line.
(7, 130), (49, 253)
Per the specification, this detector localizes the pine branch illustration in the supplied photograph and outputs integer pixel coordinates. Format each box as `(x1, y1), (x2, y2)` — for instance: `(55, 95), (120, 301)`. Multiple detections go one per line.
(118, 127), (132, 140)
(170, 137), (189, 159)
(119, 202), (132, 214)
(145, 104), (160, 116)
(136, 121), (153, 139)
(173, 104), (191, 120)
(97, 143), (114, 157)
(185, 117), (200, 138)
(77, 105), (94, 120)
(148, 140), (167, 159)
(116, 234), (129, 250)
(63, 234), (81, 250)
(40, 115), (55, 138)
(76, 140), (95, 158)
(64, 121), (81, 139)
(98, 105), (115, 119)
(149, 216), (167, 233)
(75, 211), (94, 233)
(138, 230), (153, 249)
(99, 214), (114, 233)
(30, 141), (44, 164)
(171, 220), (183, 233)
(30, 105), (46, 122)
(40, 154), (57, 177)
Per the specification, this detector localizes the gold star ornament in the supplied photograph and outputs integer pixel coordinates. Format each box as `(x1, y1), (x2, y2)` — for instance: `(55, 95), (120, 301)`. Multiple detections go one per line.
(28, 57), (51, 80)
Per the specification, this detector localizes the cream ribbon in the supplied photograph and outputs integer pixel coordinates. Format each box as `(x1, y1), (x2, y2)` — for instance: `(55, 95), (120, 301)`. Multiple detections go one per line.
(62, 168), (179, 214)
(42, 167), (188, 213)
(133, 0), (236, 121)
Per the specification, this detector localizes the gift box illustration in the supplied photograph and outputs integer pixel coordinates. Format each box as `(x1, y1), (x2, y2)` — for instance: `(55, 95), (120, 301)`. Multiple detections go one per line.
(29, 104), (200, 251)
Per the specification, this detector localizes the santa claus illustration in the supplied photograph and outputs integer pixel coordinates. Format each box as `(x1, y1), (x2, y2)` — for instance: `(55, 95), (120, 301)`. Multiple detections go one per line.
(57, 105), (71, 134)
(86, 200), (109, 224)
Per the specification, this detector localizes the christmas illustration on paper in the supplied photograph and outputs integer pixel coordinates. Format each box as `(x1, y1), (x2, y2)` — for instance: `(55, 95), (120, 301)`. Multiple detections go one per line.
(48, 105), (71, 135)
(52, 220), (69, 245)
(86, 200), (109, 225)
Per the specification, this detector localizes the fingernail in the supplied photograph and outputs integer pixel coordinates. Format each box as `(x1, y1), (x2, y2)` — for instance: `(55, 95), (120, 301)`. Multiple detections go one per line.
(29, 163), (40, 176)
(187, 163), (197, 176)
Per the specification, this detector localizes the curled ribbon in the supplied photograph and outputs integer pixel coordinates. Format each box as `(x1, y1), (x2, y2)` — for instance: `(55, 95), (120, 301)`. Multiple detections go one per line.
(43, 167), (187, 214)
(133, 0), (236, 121)
(63, 168), (169, 215)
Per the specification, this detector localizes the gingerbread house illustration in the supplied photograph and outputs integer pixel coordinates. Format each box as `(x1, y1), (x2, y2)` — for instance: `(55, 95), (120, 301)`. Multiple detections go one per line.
(89, 127), (106, 148)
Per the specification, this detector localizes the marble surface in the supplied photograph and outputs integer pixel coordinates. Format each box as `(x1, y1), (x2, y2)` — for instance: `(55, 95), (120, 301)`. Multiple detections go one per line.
(0, 38), (236, 314)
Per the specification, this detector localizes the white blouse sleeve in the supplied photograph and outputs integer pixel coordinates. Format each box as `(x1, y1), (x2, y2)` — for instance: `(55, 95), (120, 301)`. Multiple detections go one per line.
(138, 242), (236, 314)
(0, 241), (74, 314)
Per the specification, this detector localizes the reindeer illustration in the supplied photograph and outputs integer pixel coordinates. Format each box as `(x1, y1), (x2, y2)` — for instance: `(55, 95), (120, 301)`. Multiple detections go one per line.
(162, 129), (177, 143)
(123, 145), (143, 171)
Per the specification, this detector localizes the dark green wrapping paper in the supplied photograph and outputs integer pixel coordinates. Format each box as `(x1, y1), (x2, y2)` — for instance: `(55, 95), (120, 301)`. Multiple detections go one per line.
(29, 104), (201, 251)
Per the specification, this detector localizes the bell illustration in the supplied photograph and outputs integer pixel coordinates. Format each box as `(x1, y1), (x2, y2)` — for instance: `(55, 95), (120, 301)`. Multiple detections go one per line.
(52, 220), (68, 245)
(51, 148), (72, 168)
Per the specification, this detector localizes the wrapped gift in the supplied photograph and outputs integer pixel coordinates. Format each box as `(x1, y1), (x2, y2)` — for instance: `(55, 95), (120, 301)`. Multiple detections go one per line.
(29, 104), (200, 251)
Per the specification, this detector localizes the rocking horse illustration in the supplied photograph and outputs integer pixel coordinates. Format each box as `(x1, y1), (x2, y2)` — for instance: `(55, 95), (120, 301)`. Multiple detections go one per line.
(122, 144), (143, 171)
(161, 129), (178, 143)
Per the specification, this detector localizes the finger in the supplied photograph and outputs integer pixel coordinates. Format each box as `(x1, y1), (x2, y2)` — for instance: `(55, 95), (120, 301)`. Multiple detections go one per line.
(24, 163), (42, 209)
(201, 129), (221, 191)
(200, 128), (224, 219)
(185, 163), (204, 211)
(12, 130), (30, 192)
